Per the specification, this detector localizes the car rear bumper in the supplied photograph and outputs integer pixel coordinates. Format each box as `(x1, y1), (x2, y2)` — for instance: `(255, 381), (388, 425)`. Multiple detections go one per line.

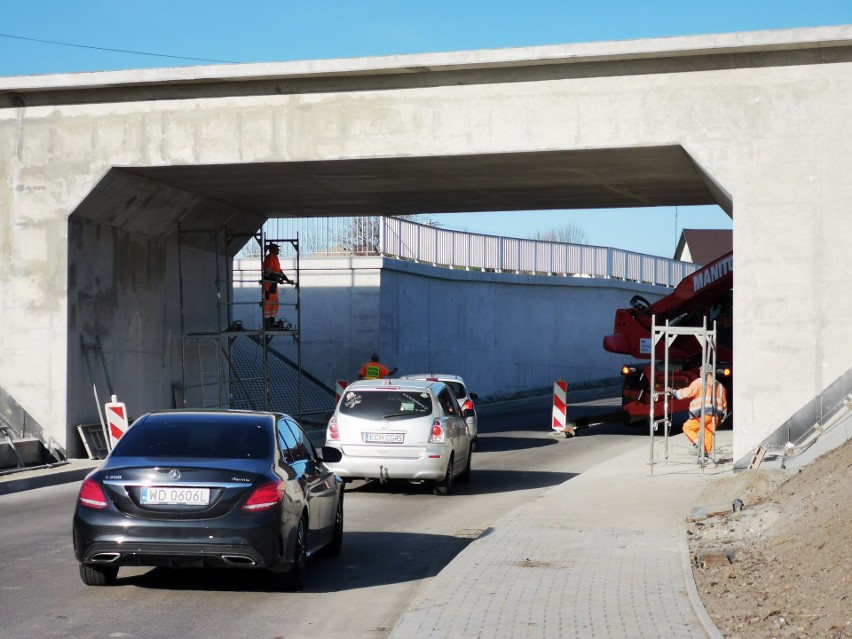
(72, 510), (286, 570)
(326, 447), (449, 481)
(77, 540), (275, 569)
(466, 416), (478, 439)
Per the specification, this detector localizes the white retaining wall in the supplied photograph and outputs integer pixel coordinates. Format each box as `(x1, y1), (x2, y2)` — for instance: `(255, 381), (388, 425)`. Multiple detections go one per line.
(233, 256), (661, 398)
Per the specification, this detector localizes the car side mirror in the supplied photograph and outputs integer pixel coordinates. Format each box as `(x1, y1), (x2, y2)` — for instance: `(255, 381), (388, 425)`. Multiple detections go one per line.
(318, 446), (343, 463)
(469, 393), (478, 401)
(276, 459), (297, 479)
(463, 408), (475, 418)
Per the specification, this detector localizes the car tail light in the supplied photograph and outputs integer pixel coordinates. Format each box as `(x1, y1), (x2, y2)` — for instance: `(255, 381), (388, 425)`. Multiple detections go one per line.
(462, 399), (474, 412)
(326, 415), (339, 441)
(429, 420), (445, 443)
(78, 478), (109, 510)
(242, 480), (285, 512)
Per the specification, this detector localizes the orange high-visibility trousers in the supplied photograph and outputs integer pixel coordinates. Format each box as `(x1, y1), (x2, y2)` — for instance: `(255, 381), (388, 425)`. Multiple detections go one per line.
(263, 283), (279, 319)
(682, 414), (717, 454)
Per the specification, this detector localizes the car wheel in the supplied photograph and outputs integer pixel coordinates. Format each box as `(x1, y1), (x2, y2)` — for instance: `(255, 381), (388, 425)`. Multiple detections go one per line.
(79, 563), (118, 586)
(458, 449), (472, 483)
(282, 517), (307, 591)
(433, 457), (454, 496)
(324, 491), (344, 557)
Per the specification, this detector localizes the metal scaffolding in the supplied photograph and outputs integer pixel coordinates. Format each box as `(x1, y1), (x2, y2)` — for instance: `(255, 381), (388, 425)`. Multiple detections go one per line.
(648, 316), (719, 474)
(177, 225), (304, 420)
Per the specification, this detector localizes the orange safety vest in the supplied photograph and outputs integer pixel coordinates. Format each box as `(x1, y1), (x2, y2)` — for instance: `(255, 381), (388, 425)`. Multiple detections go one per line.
(262, 254), (282, 283)
(360, 362), (390, 380)
(676, 376), (728, 418)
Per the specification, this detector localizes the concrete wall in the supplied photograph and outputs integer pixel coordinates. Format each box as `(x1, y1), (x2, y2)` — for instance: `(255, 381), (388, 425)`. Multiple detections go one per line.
(64, 217), (233, 457)
(233, 256), (661, 397)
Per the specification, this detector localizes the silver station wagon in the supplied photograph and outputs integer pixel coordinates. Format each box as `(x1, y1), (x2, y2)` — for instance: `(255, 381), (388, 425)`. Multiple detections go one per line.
(324, 379), (473, 495)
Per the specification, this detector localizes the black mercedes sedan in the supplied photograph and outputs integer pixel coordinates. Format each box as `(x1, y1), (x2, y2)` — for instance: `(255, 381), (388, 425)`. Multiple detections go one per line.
(72, 409), (344, 591)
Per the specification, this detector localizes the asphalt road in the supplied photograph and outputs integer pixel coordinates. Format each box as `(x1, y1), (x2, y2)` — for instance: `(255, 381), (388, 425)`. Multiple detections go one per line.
(0, 393), (644, 639)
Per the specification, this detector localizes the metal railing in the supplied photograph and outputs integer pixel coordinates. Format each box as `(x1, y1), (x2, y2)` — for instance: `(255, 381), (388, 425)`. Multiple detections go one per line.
(238, 216), (697, 287)
(238, 217), (384, 259)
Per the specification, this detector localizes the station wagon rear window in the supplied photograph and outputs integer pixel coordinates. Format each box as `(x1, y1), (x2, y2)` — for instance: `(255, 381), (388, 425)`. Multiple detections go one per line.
(340, 390), (433, 420)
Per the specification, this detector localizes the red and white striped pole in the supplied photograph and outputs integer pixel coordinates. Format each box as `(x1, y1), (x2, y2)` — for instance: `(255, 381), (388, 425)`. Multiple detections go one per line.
(552, 380), (574, 436)
(335, 380), (349, 404)
(105, 395), (129, 450)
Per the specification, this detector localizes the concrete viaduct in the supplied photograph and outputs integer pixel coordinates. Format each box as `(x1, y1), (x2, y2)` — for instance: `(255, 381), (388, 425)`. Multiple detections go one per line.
(2, 26), (852, 466)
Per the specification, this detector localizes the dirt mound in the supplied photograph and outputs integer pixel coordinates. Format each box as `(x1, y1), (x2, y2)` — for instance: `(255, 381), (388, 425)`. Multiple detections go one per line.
(687, 438), (851, 638)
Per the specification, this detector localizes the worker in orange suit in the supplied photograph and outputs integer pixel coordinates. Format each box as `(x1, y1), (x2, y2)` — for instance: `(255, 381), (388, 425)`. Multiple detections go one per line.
(668, 371), (728, 455)
(359, 353), (398, 380)
(261, 243), (293, 330)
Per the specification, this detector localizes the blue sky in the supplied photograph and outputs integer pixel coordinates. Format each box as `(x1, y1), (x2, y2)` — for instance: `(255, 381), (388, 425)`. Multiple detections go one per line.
(2, 1), (849, 256)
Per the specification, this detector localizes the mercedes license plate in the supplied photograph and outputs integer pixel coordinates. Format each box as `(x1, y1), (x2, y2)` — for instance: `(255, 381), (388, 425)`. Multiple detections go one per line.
(140, 486), (210, 505)
(363, 432), (404, 444)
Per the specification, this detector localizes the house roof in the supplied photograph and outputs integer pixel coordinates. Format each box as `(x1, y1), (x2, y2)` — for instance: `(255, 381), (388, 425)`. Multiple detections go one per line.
(674, 229), (732, 264)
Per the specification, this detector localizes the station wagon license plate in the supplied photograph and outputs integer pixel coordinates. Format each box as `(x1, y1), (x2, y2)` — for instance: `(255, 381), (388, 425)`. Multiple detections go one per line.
(140, 486), (210, 505)
(363, 432), (404, 444)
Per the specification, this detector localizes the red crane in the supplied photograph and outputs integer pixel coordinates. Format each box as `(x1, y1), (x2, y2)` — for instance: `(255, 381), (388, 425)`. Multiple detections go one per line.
(602, 251), (733, 422)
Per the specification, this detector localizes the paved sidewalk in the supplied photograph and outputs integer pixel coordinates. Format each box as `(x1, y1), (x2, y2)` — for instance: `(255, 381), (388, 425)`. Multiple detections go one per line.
(390, 430), (731, 639)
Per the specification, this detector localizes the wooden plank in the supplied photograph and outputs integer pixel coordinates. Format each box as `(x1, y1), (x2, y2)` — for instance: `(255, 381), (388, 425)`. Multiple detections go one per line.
(694, 552), (734, 568)
(749, 445), (767, 469)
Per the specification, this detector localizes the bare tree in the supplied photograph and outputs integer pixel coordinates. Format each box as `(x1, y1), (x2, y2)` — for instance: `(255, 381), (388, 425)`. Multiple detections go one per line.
(337, 216), (380, 254)
(531, 223), (588, 244)
(337, 214), (439, 254)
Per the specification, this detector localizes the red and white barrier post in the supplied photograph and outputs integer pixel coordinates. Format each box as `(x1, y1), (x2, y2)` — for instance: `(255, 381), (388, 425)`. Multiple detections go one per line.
(552, 380), (575, 437)
(105, 395), (129, 450)
(335, 380), (349, 404)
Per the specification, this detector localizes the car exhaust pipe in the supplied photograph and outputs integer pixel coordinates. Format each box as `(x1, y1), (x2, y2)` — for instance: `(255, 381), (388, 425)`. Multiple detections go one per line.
(379, 465), (389, 484)
(90, 552), (121, 563)
(222, 555), (257, 566)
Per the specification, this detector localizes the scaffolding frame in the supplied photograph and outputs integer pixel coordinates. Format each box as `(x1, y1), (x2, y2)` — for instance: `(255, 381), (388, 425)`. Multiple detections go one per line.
(648, 316), (719, 474)
(177, 224), (304, 420)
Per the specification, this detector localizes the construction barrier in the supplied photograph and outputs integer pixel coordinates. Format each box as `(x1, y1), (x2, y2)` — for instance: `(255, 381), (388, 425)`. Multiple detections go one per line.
(335, 380), (349, 404)
(105, 395), (129, 450)
(552, 380), (568, 433)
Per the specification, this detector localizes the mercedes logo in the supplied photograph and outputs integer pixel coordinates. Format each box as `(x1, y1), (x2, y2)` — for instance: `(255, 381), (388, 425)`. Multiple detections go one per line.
(169, 469), (181, 480)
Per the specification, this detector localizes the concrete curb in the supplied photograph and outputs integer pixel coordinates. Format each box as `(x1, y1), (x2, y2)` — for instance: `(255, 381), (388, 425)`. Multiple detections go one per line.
(0, 461), (98, 496)
(479, 384), (622, 407)
(679, 518), (726, 639)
